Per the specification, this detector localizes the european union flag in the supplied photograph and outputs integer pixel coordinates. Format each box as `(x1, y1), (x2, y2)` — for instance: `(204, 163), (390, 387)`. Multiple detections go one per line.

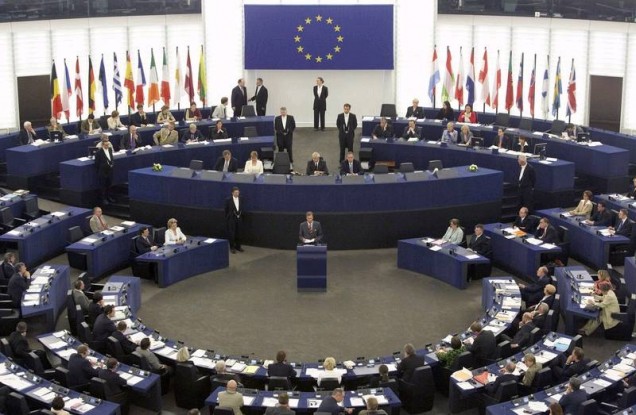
(244, 5), (394, 70)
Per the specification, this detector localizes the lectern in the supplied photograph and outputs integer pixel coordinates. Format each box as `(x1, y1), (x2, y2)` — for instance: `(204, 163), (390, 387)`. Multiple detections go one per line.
(297, 245), (327, 292)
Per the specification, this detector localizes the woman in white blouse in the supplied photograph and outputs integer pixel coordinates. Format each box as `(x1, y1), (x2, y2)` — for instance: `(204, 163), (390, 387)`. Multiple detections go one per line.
(106, 110), (125, 130)
(569, 190), (593, 219)
(164, 218), (186, 245)
(317, 356), (342, 386)
(441, 218), (464, 244)
(244, 151), (264, 174)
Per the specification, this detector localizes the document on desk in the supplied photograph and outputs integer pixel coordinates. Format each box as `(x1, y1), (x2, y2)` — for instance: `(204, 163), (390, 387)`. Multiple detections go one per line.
(0, 374), (32, 391)
(59, 348), (76, 359)
(525, 237), (544, 245)
(51, 211), (68, 217)
(349, 397), (364, 407)
(204, 238), (217, 244)
(465, 254), (481, 259)
(191, 357), (216, 368)
(262, 397), (278, 407)
(214, 138), (232, 143)
(32, 386), (56, 402)
(598, 229), (613, 236)
(535, 350), (557, 365)
(429, 245), (442, 252)
(541, 243), (557, 249)
(243, 397), (255, 406)
(451, 368), (473, 382)
(603, 368), (626, 381)
(307, 399), (322, 408)
(362, 116), (374, 121)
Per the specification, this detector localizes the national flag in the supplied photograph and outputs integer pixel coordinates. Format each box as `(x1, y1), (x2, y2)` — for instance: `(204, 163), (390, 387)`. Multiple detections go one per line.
(466, 47), (475, 106)
(478, 48), (490, 107)
(504, 51), (514, 112)
(88, 56), (96, 114)
(197, 45), (207, 105)
(124, 51), (135, 108)
(492, 50), (501, 111)
(566, 59), (576, 117)
(135, 50), (146, 107)
(161, 47), (171, 106)
(528, 54), (536, 118)
(454, 48), (464, 106)
(184, 47), (194, 103)
(75, 57), (83, 118)
(428, 46), (440, 104)
(98, 55), (109, 109)
(552, 57), (562, 117)
(61, 59), (72, 120)
(515, 53), (524, 112)
(172, 47), (181, 106)
(50, 62), (63, 119)
(541, 56), (549, 118)
(441, 46), (454, 102)
(147, 49), (160, 106)
(112, 52), (123, 108)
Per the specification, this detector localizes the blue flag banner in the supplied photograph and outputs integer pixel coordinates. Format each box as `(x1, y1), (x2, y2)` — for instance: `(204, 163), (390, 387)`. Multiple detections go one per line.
(244, 5), (394, 70)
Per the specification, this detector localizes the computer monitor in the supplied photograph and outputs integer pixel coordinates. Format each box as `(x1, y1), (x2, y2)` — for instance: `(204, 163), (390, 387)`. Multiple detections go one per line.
(49, 131), (63, 141)
(87, 147), (98, 158)
(534, 143), (547, 160)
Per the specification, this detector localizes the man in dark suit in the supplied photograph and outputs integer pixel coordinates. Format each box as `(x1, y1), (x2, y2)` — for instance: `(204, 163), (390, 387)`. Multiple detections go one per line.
(494, 128), (510, 149)
(405, 98), (424, 119)
(535, 217), (559, 244)
(299, 211), (323, 244)
(88, 291), (104, 328)
(526, 284), (556, 312)
(468, 224), (492, 257)
(336, 103), (358, 162)
(120, 125), (140, 150)
(135, 227), (157, 254)
(504, 313), (536, 350)
(519, 266), (551, 306)
(340, 152), (362, 176)
(313, 77), (328, 131)
(209, 120), (228, 140)
(559, 377), (587, 415)
(93, 305), (116, 342)
(513, 207), (538, 233)
(267, 350), (297, 379)
(224, 187), (243, 254)
(112, 321), (137, 355)
(465, 322), (497, 367)
(586, 201), (613, 226)
(231, 78), (247, 117)
(317, 388), (352, 415)
(8, 262), (29, 308)
(180, 123), (204, 143)
(68, 344), (99, 388)
(214, 150), (238, 173)
(250, 78), (268, 116)
(8, 322), (31, 364)
(18, 121), (38, 145)
(98, 358), (129, 414)
(396, 343), (425, 383)
(552, 347), (589, 382)
(95, 137), (115, 204)
(610, 208), (632, 236)
(372, 117), (393, 139)
(485, 362), (517, 395)
(130, 104), (149, 127)
(518, 154), (536, 211)
(0, 252), (16, 282)
(402, 120), (422, 141)
(306, 152), (329, 176)
(274, 107), (296, 164)
(530, 303), (550, 334)
(265, 393), (295, 415)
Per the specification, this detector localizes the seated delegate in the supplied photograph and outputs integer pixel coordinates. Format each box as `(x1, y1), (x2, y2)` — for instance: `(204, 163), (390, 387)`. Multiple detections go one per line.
(568, 190), (593, 219)
(435, 100), (454, 120)
(440, 122), (457, 143)
(340, 152), (362, 176)
(401, 120), (421, 140)
(209, 120), (228, 140)
(156, 105), (176, 124)
(164, 218), (186, 245)
(306, 152), (329, 176)
(405, 98), (424, 119)
(372, 117), (393, 139)
(458, 125), (472, 145)
(185, 102), (202, 122)
(244, 151), (264, 174)
(107, 110), (125, 130)
(457, 104), (478, 123)
(214, 150), (238, 173)
(180, 124), (204, 143)
(441, 218), (464, 244)
(153, 122), (178, 145)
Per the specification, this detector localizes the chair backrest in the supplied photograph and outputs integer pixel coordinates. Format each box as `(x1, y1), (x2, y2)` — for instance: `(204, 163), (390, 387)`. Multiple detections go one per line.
(213, 407), (235, 415)
(319, 377), (341, 391)
(619, 386), (636, 408)
(241, 105), (256, 117)
(0, 337), (13, 358)
(106, 336), (125, 360)
(243, 126), (258, 137)
(578, 399), (598, 415)
(532, 367), (553, 391)
(26, 351), (46, 375)
(529, 327), (542, 344)
(210, 376), (229, 392)
(543, 310), (554, 333)
(518, 118), (533, 131)
(55, 366), (71, 387)
(495, 380), (518, 402)
(0, 208), (13, 225)
(268, 376), (291, 390)
(399, 162), (414, 173)
(90, 377), (108, 399)
(373, 165), (389, 174)
(497, 340), (512, 360)
(189, 160), (204, 171)
(175, 362), (198, 382)
(7, 391), (29, 415)
(551, 119), (566, 135)
(153, 227), (166, 246)
(24, 197), (39, 217)
(380, 104), (397, 118)
(78, 321), (93, 343)
(67, 226), (84, 244)
(428, 160), (443, 171)
(273, 152), (291, 174)
(494, 113), (510, 127)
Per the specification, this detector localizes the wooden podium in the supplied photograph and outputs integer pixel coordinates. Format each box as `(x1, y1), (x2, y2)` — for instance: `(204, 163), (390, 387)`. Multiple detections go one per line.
(296, 245), (327, 292)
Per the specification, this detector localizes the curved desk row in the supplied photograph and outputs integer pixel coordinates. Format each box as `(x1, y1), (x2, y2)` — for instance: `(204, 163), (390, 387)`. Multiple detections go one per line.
(59, 136), (274, 207)
(5, 116), (274, 189)
(128, 165), (503, 250)
(555, 267), (599, 335)
(20, 264), (70, 332)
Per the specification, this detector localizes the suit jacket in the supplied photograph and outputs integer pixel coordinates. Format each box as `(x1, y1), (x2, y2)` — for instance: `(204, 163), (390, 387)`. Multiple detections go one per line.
(468, 234), (492, 257)
(231, 85), (248, 114)
(265, 407), (295, 415)
(485, 372), (517, 395)
(494, 134), (509, 149)
(119, 133), (140, 150)
(112, 330), (137, 354)
(80, 120), (100, 134)
(274, 116), (296, 138)
(130, 112), (149, 127)
(92, 313), (116, 342)
(94, 147), (114, 178)
(513, 216), (538, 233)
(336, 113), (357, 139)
(396, 354), (425, 383)
(218, 390), (245, 415)
(0, 261), (14, 281)
(73, 289), (91, 312)
(316, 396), (341, 415)
(224, 196), (243, 222)
(467, 330), (497, 366)
(372, 124), (393, 139)
(590, 210), (613, 227)
(18, 129), (37, 145)
(210, 127), (228, 140)
(214, 157), (238, 173)
(98, 368), (127, 395)
(559, 359), (589, 382)
(535, 225), (559, 244)
(402, 126), (422, 140)
(522, 362), (542, 387)
(313, 85), (328, 111)
(519, 163), (536, 189)
(511, 322), (535, 349)
(459, 132), (473, 145)
(7, 273), (28, 307)
(8, 331), (30, 359)
(614, 217), (633, 237)
(181, 129), (205, 143)
(88, 302), (103, 327)
(527, 294), (555, 311)
(628, 185), (636, 199)
(306, 159), (329, 176)
(90, 215), (108, 233)
(559, 389), (588, 415)
(68, 353), (99, 387)
(340, 159), (362, 175)
(405, 106), (424, 119)
(299, 221), (323, 243)
(153, 128), (178, 145)
(268, 362), (297, 378)
(135, 235), (155, 254)
(521, 276), (550, 306)
(250, 85), (269, 114)
(594, 290), (620, 330)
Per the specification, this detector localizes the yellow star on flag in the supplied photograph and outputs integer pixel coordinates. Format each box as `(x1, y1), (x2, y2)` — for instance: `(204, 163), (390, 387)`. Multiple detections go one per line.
(326, 53), (333, 60)
(315, 56), (323, 63)
(334, 25), (341, 32)
(305, 53), (312, 60)
(294, 36), (301, 42)
(326, 17), (333, 24)
(337, 35), (344, 42)
(297, 25), (304, 32)
(305, 17), (312, 24)
(297, 46), (304, 53)
(334, 46), (341, 53)
(316, 15), (322, 22)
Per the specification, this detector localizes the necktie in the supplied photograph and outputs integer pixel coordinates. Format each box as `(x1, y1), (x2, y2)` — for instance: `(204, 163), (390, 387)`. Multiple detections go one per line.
(28, 131), (33, 144)
(223, 160), (229, 172)
(223, 107), (226, 118)
(315, 162), (318, 169)
(349, 163), (353, 173)
(309, 222), (312, 232)
(130, 135), (135, 150)
(618, 220), (623, 232)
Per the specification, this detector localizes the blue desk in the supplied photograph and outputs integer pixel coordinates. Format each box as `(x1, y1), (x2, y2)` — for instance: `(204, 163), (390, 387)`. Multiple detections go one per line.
(59, 136), (274, 207)
(21, 264), (70, 331)
(624, 257), (636, 295)
(589, 127), (636, 164)
(135, 237), (229, 288)
(0, 192), (39, 220)
(0, 353), (119, 415)
(129, 165), (503, 250)
(297, 245), (327, 292)
(38, 331), (162, 412)
(555, 267), (599, 335)
(483, 223), (562, 278)
(0, 207), (91, 266)
(102, 276), (141, 317)
(65, 222), (146, 281)
(537, 208), (630, 269)
(595, 194), (636, 222)
(397, 238), (491, 289)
